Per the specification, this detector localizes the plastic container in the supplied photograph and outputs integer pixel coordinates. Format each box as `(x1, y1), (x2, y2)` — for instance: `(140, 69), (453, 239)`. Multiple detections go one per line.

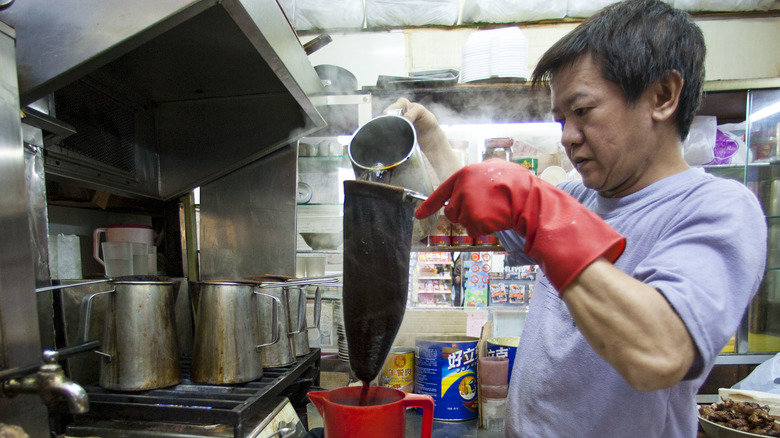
(481, 397), (507, 432)
(101, 241), (133, 278)
(486, 337), (520, 384)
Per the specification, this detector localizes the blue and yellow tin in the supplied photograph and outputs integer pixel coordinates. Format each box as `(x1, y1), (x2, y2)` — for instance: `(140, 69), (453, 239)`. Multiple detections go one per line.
(414, 336), (480, 421)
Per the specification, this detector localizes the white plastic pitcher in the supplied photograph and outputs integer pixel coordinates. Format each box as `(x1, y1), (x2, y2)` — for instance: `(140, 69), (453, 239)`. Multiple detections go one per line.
(94, 224), (154, 275)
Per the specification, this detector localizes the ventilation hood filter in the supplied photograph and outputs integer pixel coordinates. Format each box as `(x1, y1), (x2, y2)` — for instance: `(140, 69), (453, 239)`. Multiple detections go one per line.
(1, 0), (326, 200)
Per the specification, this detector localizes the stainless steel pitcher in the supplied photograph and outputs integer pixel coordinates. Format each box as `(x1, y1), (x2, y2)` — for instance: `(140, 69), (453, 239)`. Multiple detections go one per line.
(79, 279), (181, 391)
(348, 109), (437, 241)
(190, 280), (281, 384)
(290, 285), (322, 357)
(257, 282), (296, 367)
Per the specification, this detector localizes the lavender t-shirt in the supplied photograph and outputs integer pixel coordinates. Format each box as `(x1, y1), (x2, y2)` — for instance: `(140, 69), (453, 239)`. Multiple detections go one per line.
(498, 168), (767, 438)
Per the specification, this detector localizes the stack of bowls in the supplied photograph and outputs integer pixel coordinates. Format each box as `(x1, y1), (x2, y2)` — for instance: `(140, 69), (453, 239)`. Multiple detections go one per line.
(462, 27), (528, 83)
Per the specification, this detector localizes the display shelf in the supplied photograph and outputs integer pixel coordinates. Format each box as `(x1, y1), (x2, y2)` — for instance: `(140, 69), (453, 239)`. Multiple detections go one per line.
(295, 95), (371, 274)
(298, 155), (350, 171)
(411, 251), (455, 307)
(412, 244), (505, 252)
(696, 84), (780, 353)
(295, 249), (342, 255)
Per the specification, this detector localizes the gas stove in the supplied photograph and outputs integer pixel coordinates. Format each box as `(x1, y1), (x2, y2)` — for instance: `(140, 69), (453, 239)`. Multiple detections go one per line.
(63, 349), (320, 438)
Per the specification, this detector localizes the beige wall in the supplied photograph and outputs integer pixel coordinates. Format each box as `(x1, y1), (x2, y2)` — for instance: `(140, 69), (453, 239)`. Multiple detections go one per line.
(306, 16), (780, 89)
(393, 308), (469, 348)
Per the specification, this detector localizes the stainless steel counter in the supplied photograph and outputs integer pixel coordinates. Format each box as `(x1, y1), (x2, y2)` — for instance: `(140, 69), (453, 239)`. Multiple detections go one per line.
(318, 357), (495, 437)
(405, 411), (496, 438)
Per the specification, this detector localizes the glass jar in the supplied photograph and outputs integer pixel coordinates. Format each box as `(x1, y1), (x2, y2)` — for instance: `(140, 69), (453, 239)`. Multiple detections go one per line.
(483, 138), (513, 162)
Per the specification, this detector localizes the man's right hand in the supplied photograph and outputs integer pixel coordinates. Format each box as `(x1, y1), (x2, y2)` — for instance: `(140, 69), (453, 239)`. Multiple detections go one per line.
(415, 159), (626, 294)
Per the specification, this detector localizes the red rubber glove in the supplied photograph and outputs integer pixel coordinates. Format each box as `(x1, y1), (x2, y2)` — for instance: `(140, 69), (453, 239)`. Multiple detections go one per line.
(415, 159), (626, 294)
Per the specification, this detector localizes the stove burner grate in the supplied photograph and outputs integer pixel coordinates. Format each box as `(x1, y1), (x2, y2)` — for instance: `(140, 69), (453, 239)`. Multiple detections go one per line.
(67, 348), (320, 437)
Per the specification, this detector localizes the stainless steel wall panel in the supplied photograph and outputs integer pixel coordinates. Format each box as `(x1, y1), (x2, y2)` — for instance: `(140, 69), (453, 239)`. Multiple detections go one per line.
(199, 146), (297, 280)
(0, 20), (50, 437)
(0, 19), (40, 374)
(22, 127), (49, 289)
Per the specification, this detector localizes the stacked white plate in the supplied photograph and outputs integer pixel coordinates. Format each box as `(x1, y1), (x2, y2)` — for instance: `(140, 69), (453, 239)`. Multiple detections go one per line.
(334, 300), (350, 361)
(462, 27), (528, 83)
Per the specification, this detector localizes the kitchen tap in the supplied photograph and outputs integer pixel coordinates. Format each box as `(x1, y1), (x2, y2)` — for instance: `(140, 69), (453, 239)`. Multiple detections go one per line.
(0, 340), (100, 414)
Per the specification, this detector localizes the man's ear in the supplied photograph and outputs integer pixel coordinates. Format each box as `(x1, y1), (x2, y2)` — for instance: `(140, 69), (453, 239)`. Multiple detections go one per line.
(651, 70), (683, 123)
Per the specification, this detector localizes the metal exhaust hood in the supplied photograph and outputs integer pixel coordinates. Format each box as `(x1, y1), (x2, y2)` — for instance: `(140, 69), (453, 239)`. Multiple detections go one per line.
(0, 0), (326, 201)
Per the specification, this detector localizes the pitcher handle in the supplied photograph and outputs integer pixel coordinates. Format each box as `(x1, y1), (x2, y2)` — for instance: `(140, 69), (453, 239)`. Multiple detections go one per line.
(289, 286), (307, 335)
(77, 289), (114, 360)
(254, 291), (282, 350)
(267, 428), (295, 438)
(306, 286), (322, 329)
(402, 394), (435, 438)
(92, 228), (106, 267)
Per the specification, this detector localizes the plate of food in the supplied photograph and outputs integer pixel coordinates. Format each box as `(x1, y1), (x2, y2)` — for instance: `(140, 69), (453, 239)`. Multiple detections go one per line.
(698, 413), (777, 437)
(698, 389), (780, 437)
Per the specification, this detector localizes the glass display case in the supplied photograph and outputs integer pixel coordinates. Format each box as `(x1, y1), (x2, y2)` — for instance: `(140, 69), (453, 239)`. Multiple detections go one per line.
(295, 94), (372, 276)
(699, 81), (780, 354)
(410, 252), (454, 307)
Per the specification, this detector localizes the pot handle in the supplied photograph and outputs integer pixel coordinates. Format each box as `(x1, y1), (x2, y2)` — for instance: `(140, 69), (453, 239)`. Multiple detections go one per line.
(306, 286), (322, 330)
(92, 228), (107, 267)
(402, 394), (435, 438)
(267, 428), (296, 438)
(289, 286), (307, 335)
(254, 291), (282, 350)
(77, 289), (114, 360)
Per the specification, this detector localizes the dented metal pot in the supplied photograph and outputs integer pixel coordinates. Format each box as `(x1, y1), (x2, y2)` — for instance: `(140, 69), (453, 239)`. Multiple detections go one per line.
(79, 278), (181, 391)
(190, 280), (281, 384)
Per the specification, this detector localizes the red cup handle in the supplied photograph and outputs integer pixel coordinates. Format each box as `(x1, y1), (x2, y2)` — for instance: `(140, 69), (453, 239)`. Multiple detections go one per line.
(402, 394), (435, 438)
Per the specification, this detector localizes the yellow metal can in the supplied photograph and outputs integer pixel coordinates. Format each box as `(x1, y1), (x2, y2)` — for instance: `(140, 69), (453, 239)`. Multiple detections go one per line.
(379, 348), (415, 393)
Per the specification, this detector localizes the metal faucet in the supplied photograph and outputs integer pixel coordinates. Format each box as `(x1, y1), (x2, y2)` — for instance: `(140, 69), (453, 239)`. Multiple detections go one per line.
(0, 340), (99, 414)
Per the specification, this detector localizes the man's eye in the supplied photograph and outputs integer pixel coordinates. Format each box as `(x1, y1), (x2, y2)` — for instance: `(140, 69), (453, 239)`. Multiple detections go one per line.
(574, 107), (588, 116)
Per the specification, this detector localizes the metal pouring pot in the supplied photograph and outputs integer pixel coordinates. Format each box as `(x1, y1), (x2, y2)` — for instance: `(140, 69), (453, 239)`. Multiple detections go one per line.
(190, 281), (282, 384)
(290, 285), (322, 357)
(78, 278), (181, 391)
(348, 109), (437, 241)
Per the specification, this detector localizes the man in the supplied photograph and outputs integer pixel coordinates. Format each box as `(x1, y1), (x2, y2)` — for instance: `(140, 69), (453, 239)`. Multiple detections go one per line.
(397, 0), (768, 435)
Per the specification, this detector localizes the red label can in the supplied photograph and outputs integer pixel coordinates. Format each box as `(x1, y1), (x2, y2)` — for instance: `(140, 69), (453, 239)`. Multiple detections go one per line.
(475, 234), (499, 245)
(428, 215), (452, 246)
(450, 223), (473, 246)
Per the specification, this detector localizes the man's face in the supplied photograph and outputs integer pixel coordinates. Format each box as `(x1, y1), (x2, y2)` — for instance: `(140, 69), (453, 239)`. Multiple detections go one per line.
(550, 54), (660, 198)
